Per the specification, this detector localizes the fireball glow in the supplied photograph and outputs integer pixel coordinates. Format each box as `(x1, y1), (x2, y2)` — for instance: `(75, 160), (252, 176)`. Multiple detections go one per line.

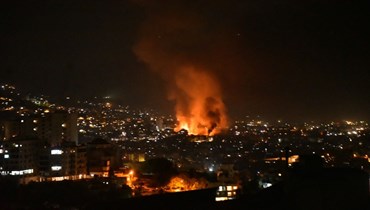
(171, 66), (228, 136)
(133, 2), (229, 136)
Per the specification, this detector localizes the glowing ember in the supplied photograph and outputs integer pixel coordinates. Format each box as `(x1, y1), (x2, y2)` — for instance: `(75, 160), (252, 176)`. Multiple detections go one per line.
(171, 66), (228, 136)
(164, 175), (208, 192)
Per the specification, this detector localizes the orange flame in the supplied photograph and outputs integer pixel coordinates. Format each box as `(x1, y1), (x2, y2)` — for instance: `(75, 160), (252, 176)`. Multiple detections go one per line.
(171, 66), (228, 136)
(132, 4), (230, 136)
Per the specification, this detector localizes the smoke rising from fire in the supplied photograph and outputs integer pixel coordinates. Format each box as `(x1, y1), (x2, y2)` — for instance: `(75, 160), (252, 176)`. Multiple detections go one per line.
(171, 67), (228, 135)
(132, 1), (234, 135)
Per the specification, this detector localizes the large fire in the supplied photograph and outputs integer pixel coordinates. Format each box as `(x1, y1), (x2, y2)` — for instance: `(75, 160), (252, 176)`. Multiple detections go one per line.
(132, 2), (230, 136)
(171, 66), (228, 136)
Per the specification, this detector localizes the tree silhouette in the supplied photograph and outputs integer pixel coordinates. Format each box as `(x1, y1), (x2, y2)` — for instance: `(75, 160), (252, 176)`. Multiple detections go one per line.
(140, 158), (178, 187)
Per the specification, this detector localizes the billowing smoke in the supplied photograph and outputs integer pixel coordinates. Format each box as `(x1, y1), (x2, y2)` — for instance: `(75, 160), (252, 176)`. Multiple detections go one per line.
(132, 0), (246, 135)
(171, 66), (227, 135)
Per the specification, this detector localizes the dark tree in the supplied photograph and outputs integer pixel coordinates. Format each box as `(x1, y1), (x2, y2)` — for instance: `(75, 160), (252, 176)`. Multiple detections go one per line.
(140, 158), (178, 187)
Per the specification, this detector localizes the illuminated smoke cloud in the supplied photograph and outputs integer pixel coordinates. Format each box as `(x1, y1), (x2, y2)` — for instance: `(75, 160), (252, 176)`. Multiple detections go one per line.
(171, 66), (228, 135)
(133, 0), (235, 135)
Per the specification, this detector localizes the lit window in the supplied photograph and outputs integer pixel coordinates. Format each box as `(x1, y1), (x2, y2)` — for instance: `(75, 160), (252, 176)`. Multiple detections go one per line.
(215, 197), (229, 202)
(218, 186), (225, 191)
(4, 154), (9, 158)
(51, 166), (62, 171)
(51, 149), (63, 155)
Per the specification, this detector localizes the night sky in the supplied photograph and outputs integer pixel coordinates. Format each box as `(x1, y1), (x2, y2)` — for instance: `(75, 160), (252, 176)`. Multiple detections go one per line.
(1, 0), (369, 122)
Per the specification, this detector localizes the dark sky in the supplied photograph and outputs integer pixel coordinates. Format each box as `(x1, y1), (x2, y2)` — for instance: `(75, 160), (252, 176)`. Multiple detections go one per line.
(1, 0), (369, 122)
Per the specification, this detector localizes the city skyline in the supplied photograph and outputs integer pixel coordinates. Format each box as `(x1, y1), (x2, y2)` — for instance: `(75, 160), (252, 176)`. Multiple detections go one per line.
(0, 72), (369, 208)
(1, 0), (369, 122)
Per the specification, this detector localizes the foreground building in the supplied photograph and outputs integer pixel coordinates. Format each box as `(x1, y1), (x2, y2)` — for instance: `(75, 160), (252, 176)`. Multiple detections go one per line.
(0, 138), (88, 183)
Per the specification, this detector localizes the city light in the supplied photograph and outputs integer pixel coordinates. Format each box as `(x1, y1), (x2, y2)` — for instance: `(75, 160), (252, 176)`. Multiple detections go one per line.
(51, 166), (62, 171)
(51, 149), (63, 155)
(1, 169), (33, 176)
(1, 82), (369, 208)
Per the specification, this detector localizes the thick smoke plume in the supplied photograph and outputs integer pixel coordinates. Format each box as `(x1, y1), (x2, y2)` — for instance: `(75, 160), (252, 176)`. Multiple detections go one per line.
(171, 66), (227, 135)
(133, 1), (235, 135)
